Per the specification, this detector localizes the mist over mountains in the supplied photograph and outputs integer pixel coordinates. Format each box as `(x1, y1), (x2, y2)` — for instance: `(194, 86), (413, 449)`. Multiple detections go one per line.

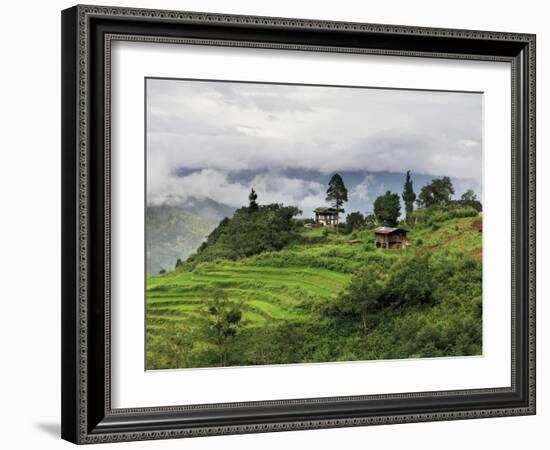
(146, 198), (235, 274)
(156, 168), (480, 217)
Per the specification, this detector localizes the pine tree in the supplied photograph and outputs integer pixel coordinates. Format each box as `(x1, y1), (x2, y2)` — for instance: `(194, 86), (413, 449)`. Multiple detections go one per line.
(402, 170), (416, 223)
(248, 188), (259, 211)
(325, 174), (348, 234)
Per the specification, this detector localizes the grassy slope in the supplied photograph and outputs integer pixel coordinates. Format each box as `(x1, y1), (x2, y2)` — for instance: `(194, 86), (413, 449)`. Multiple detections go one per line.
(244, 216), (481, 273)
(147, 265), (350, 331)
(146, 216), (482, 366)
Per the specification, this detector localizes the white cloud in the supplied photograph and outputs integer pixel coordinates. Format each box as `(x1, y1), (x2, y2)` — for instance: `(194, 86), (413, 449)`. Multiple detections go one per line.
(350, 175), (374, 202)
(146, 79), (483, 211)
(147, 168), (326, 216)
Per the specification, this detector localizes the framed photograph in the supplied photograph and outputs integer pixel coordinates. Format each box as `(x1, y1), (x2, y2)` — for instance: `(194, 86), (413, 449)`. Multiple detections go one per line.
(61, 5), (536, 444)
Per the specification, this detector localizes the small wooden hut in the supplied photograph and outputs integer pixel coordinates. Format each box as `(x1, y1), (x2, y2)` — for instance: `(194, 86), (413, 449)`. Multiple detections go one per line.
(374, 227), (408, 249)
(314, 207), (339, 226)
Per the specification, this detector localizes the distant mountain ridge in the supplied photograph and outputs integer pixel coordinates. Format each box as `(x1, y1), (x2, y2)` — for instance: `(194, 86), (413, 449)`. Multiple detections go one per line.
(146, 198), (235, 274)
(178, 196), (236, 223)
(169, 169), (481, 219)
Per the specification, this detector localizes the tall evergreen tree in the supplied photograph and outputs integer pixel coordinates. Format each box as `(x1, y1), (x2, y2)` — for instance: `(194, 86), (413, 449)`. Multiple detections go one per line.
(402, 170), (416, 223)
(325, 174), (348, 233)
(248, 188), (259, 211)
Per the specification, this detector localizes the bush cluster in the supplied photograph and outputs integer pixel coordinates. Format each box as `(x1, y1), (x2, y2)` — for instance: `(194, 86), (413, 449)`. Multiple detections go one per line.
(183, 204), (302, 268)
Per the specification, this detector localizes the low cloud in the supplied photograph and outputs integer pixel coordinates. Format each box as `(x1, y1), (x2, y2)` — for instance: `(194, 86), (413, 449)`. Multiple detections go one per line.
(350, 175), (375, 202)
(147, 168), (327, 216)
(146, 79), (483, 213)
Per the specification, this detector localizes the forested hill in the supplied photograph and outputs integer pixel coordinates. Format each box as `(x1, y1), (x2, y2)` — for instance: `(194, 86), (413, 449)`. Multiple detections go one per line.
(182, 203), (302, 268)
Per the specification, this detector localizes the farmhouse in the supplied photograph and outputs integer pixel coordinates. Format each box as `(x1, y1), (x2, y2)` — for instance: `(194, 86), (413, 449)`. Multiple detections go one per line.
(314, 207), (339, 226)
(374, 227), (408, 249)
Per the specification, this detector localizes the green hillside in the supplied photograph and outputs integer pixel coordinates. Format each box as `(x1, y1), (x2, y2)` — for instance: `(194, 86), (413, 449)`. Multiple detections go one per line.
(146, 211), (483, 369)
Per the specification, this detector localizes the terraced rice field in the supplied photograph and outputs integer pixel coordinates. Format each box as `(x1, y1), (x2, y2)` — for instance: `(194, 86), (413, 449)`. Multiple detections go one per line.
(146, 265), (351, 331)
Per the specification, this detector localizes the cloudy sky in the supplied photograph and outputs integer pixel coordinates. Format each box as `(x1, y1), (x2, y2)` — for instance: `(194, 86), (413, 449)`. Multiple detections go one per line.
(146, 78), (482, 217)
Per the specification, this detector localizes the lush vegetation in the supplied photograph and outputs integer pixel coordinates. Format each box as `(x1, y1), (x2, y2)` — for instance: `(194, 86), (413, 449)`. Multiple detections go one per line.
(183, 203), (302, 267)
(373, 191), (401, 227)
(146, 172), (483, 369)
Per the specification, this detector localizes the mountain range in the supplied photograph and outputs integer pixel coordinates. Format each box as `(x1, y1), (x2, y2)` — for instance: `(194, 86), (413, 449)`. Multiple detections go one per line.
(146, 198), (235, 274)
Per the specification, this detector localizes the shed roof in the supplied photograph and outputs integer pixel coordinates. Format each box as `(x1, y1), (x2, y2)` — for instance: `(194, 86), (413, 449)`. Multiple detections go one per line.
(374, 226), (407, 235)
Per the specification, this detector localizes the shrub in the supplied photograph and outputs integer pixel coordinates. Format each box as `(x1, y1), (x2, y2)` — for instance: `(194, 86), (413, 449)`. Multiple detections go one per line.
(363, 242), (375, 252)
(345, 211), (366, 233)
(445, 207), (478, 219)
(336, 223), (348, 234)
(411, 205), (479, 225)
(293, 218), (315, 227)
(302, 235), (326, 245)
(384, 255), (435, 307)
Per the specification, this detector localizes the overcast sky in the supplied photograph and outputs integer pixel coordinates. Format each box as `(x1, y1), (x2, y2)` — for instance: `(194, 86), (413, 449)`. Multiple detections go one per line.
(146, 78), (482, 216)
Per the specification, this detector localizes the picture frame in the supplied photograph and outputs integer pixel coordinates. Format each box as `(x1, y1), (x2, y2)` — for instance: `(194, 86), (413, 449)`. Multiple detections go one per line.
(61, 4), (536, 444)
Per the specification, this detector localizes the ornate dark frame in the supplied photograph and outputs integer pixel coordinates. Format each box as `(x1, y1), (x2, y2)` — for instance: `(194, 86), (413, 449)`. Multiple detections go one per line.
(61, 4), (536, 444)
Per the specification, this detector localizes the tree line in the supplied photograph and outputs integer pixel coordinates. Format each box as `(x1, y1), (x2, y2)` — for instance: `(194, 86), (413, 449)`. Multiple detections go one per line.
(323, 172), (481, 230)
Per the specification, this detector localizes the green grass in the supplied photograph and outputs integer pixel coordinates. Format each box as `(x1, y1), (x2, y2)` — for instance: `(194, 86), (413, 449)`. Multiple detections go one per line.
(147, 216), (480, 324)
(243, 217), (481, 277)
(146, 216), (482, 369)
(146, 265), (351, 331)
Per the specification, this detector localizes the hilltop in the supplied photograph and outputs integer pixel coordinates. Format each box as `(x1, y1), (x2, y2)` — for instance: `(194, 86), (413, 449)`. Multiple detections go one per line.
(183, 203), (301, 268)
